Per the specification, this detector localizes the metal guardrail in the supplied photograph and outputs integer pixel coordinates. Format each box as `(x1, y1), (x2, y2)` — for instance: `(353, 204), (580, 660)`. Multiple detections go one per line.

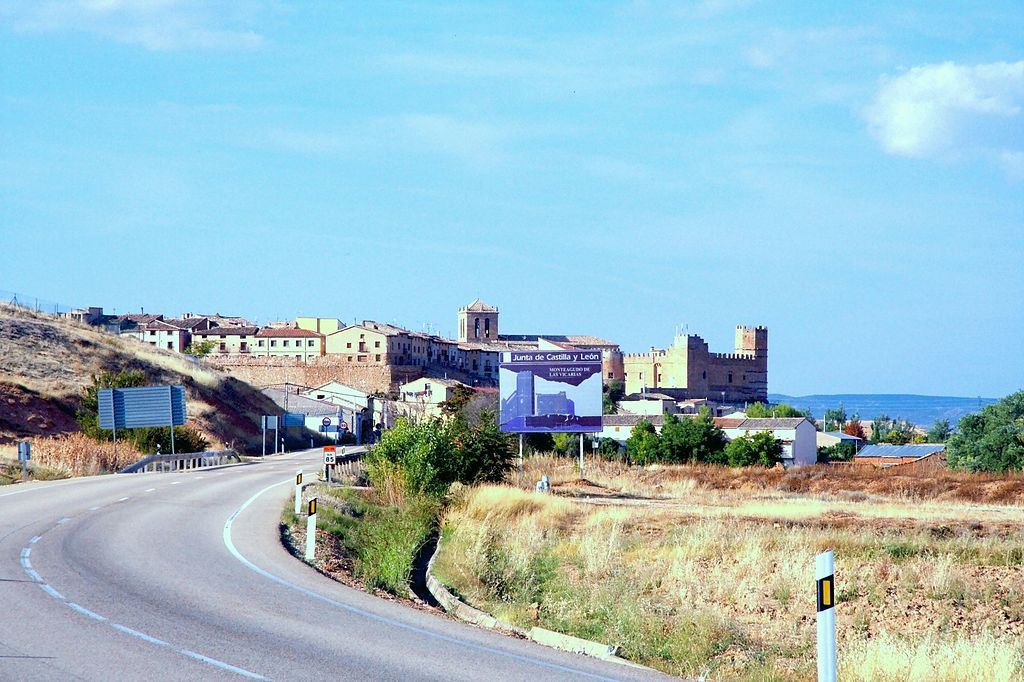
(118, 449), (240, 474)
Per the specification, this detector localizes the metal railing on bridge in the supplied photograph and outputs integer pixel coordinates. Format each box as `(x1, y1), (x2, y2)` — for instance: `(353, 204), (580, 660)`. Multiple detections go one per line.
(118, 449), (240, 474)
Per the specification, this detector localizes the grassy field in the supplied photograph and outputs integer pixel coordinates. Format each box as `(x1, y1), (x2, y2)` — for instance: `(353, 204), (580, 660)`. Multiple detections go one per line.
(433, 458), (1024, 680)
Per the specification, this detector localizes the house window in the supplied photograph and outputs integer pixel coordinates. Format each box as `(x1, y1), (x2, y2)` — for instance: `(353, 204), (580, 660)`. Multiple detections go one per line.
(258, 340), (265, 347)
(358, 355), (367, 362)
(283, 340), (290, 347)
(271, 340), (277, 347)
(728, 372), (733, 383)
(220, 335), (226, 339)
(167, 342), (173, 349)
(375, 354), (381, 361)
(219, 343), (226, 351)
(346, 342), (352, 349)
(484, 318), (490, 337)
(375, 341), (380, 348)
(347, 356), (353, 362)
(149, 331), (156, 336)
(308, 340), (315, 347)
(608, 372), (613, 379)
(703, 370), (707, 379)
(296, 355), (301, 360)
(658, 374), (663, 382)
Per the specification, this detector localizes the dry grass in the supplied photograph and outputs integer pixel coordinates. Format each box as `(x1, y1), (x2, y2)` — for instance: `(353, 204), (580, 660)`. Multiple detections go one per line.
(0, 432), (141, 479)
(521, 455), (1024, 506)
(435, 478), (1024, 680)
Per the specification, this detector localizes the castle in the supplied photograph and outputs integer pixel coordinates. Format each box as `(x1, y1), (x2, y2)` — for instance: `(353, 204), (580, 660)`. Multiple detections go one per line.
(606, 326), (768, 404)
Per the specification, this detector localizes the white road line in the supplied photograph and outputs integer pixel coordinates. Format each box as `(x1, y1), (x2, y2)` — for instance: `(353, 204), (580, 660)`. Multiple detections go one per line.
(195, 476), (204, 480)
(39, 584), (65, 600)
(20, 532), (266, 680)
(145, 488), (156, 493)
(29, 535), (41, 544)
(57, 517), (73, 524)
(222, 481), (619, 682)
(89, 506), (101, 511)
(180, 650), (266, 679)
(67, 602), (107, 622)
(170, 481), (181, 485)
(117, 497), (130, 502)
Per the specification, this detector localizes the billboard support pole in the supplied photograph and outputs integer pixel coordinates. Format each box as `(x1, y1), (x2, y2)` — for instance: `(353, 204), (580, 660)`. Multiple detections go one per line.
(579, 433), (584, 479)
(262, 418), (266, 457)
(518, 434), (524, 486)
(168, 385), (176, 455)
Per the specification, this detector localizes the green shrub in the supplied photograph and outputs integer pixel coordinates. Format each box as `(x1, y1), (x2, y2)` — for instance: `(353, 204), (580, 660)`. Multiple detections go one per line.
(725, 430), (783, 467)
(354, 496), (440, 593)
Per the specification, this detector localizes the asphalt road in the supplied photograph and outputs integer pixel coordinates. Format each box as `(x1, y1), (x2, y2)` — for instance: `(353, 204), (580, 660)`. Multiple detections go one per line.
(0, 450), (668, 681)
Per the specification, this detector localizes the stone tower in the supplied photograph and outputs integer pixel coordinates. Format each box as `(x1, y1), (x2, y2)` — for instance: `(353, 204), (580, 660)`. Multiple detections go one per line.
(735, 325), (768, 359)
(458, 299), (499, 342)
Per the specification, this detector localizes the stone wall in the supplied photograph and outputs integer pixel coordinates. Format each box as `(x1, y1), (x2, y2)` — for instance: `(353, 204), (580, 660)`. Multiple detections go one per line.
(205, 355), (424, 393)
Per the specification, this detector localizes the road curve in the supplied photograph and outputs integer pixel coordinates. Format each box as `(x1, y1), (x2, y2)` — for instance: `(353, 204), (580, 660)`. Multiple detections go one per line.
(0, 450), (668, 681)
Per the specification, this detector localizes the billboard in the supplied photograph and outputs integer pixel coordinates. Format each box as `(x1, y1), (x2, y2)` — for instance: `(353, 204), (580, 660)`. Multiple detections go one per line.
(98, 385), (186, 430)
(499, 350), (603, 433)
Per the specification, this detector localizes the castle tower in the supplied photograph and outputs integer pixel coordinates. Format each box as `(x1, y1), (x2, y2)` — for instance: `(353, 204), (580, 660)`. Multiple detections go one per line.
(458, 299), (499, 342)
(735, 325), (768, 359)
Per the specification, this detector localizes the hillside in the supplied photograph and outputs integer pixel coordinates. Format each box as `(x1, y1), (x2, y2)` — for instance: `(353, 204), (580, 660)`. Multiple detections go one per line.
(0, 303), (279, 452)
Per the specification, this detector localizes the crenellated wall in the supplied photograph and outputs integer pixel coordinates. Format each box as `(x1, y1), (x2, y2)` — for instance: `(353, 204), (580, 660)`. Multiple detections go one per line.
(620, 326), (767, 402)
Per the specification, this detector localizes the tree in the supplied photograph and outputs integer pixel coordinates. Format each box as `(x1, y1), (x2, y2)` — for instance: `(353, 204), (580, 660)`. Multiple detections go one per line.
(842, 420), (867, 440)
(746, 402), (812, 420)
(455, 410), (516, 484)
(946, 392), (1024, 472)
(603, 380), (624, 415)
(869, 414), (892, 444)
(817, 441), (856, 463)
(440, 385), (475, 417)
(823, 404), (847, 432)
(626, 420), (661, 465)
(658, 410), (727, 464)
(927, 419), (953, 443)
(183, 340), (216, 358)
(725, 431), (783, 467)
(883, 419), (917, 445)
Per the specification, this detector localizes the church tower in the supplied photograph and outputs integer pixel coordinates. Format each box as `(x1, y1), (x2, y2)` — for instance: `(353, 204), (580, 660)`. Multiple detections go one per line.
(458, 299), (499, 342)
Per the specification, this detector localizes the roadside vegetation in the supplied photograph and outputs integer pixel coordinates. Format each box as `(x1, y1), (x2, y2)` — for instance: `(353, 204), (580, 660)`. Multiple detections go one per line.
(285, 404), (517, 595)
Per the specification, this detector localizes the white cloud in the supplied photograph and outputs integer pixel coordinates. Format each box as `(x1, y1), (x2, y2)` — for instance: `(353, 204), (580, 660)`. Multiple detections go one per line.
(0, 0), (264, 50)
(866, 60), (1024, 173)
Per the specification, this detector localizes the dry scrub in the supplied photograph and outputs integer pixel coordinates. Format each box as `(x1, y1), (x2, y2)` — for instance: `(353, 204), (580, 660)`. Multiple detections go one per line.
(435, 472), (1024, 681)
(0, 432), (140, 480)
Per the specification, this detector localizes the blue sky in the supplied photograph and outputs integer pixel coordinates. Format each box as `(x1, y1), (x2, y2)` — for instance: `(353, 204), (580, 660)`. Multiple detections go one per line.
(1, 1), (1022, 398)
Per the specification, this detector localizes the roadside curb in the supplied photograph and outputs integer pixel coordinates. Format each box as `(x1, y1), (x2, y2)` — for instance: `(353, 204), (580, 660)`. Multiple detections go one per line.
(425, 532), (647, 668)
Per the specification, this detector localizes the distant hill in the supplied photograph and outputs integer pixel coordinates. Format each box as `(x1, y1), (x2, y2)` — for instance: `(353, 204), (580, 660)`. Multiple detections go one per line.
(767, 393), (999, 427)
(0, 303), (279, 450)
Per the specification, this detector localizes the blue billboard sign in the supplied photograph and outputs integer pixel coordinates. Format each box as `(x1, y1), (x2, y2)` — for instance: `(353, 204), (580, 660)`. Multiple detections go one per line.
(98, 385), (186, 430)
(499, 350), (603, 433)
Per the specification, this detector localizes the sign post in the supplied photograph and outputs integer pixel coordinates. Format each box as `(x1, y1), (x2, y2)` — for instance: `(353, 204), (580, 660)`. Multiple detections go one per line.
(816, 550), (837, 682)
(323, 446), (336, 484)
(518, 434), (524, 486)
(17, 441), (30, 482)
(294, 470), (303, 515)
(305, 497), (317, 562)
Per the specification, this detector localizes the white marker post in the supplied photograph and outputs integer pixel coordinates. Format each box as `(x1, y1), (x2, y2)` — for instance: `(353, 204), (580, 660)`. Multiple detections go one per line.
(304, 498), (317, 562)
(816, 550), (837, 682)
(294, 471), (303, 515)
(518, 434), (524, 487)
(578, 433), (585, 479)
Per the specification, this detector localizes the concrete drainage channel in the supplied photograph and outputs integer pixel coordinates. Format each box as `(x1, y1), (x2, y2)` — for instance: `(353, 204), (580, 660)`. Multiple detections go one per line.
(423, 535), (650, 670)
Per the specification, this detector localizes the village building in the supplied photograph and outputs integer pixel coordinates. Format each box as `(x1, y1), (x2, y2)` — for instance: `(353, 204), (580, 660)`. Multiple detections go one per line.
(254, 327), (324, 361)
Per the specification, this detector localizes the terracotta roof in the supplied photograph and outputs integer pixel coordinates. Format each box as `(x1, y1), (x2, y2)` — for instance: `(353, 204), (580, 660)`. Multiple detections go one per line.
(733, 418), (810, 429)
(714, 418), (746, 428)
(194, 326), (260, 336)
(256, 328), (322, 338)
(463, 298), (497, 312)
(163, 317), (210, 330)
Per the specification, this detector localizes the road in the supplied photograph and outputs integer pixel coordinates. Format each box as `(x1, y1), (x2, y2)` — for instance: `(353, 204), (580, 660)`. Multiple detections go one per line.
(0, 450), (667, 681)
